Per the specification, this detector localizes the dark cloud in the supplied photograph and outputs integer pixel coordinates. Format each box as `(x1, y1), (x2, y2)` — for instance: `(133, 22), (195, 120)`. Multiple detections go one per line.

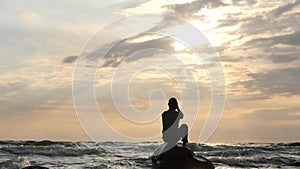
(263, 45), (300, 54)
(216, 13), (243, 28)
(88, 33), (176, 67)
(271, 0), (300, 17)
(268, 53), (299, 63)
(237, 10), (300, 36)
(147, 14), (188, 32)
(231, 0), (258, 6)
(165, 0), (225, 18)
(220, 55), (246, 62)
(243, 31), (300, 47)
(241, 67), (300, 97)
(237, 15), (277, 36)
(84, 1), (238, 68)
(214, 2), (300, 63)
(63, 55), (78, 64)
(241, 107), (300, 121)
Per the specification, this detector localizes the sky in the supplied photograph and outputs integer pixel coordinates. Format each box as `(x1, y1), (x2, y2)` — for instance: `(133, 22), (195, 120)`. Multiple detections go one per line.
(0, 0), (299, 143)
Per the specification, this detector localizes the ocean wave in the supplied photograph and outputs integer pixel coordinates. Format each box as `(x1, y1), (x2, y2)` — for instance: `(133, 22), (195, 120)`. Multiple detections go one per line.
(0, 146), (105, 157)
(211, 157), (261, 168)
(277, 142), (300, 147)
(0, 140), (76, 147)
(0, 141), (299, 168)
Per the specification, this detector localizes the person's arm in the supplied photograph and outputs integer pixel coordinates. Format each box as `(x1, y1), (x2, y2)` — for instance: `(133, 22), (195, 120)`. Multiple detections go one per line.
(177, 107), (183, 119)
(178, 111), (183, 119)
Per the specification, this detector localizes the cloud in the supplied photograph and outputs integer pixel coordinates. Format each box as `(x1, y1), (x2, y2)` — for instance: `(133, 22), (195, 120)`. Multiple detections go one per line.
(268, 53), (299, 63)
(241, 107), (300, 121)
(165, 0), (225, 18)
(0, 0), (155, 67)
(236, 5), (300, 37)
(216, 13), (243, 28)
(271, 0), (300, 17)
(244, 31), (300, 47)
(241, 67), (300, 97)
(136, 0), (227, 33)
(63, 56), (78, 64)
(110, 0), (152, 10)
(0, 81), (72, 115)
(231, 0), (258, 6)
(87, 33), (176, 67)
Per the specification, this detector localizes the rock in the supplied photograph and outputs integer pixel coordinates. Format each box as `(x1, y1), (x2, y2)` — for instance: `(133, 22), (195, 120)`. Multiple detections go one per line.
(151, 145), (214, 169)
(22, 166), (49, 169)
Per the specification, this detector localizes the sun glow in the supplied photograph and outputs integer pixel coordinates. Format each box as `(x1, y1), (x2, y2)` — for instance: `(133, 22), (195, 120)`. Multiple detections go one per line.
(172, 41), (187, 51)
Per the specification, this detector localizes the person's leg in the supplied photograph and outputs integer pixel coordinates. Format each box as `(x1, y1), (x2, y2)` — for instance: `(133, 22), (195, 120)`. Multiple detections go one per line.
(179, 124), (188, 147)
(162, 131), (180, 151)
(182, 135), (188, 147)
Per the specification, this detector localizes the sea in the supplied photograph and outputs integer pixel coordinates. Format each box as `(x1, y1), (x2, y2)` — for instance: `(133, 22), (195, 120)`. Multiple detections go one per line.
(0, 140), (299, 169)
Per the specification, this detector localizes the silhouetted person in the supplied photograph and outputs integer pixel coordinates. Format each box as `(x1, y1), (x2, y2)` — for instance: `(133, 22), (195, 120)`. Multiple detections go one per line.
(162, 98), (188, 147)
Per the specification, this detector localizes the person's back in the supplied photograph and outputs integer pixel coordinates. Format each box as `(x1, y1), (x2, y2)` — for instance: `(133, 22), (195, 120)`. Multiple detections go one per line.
(162, 98), (188, 147)
(162, 110), (180, 133)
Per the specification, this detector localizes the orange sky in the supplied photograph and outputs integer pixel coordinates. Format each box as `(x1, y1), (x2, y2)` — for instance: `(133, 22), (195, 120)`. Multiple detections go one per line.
(0, 0), (299, 143)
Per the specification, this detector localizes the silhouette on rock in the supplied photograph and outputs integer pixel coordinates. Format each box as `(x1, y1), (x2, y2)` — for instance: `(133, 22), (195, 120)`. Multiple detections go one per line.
(151, 145), (215, 169)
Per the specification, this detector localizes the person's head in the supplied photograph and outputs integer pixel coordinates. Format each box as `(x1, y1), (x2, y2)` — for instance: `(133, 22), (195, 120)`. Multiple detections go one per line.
(168, 97), (179, 110)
